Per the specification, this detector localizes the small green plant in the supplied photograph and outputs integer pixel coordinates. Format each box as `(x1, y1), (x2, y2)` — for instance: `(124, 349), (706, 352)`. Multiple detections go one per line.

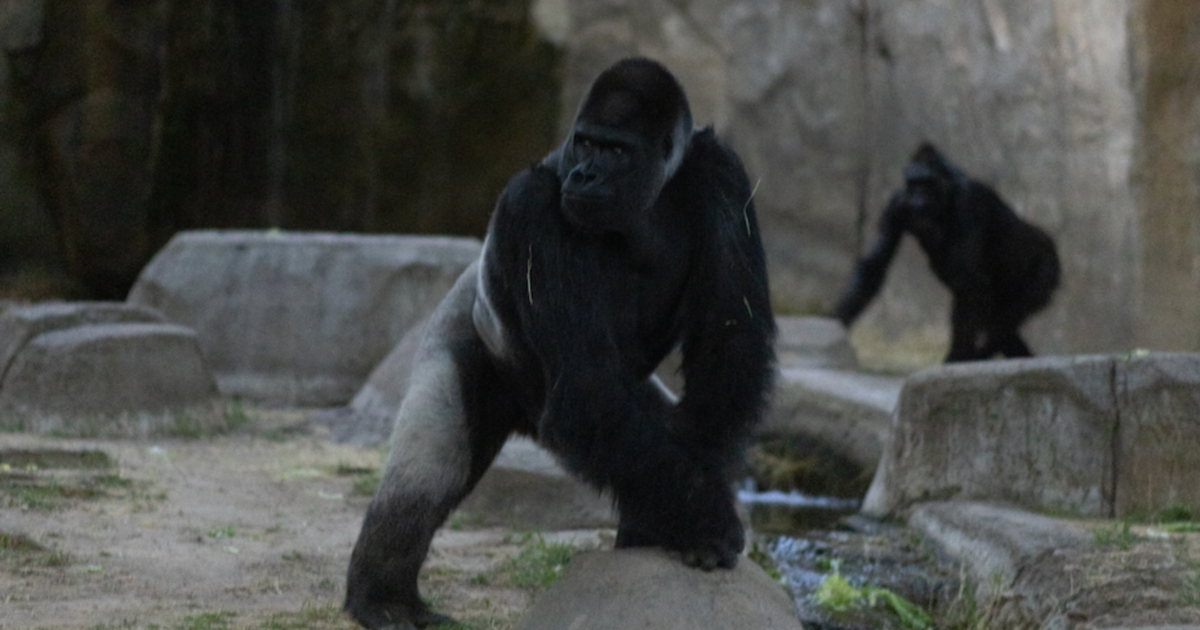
(334, 463), (380, 497)
(747, 541), (782, 581)
(507, 534), (576, 590)
(1092, 522), (1138, 550)
(207, 526), (236, 539)
(812, 560), (932, 630)
(41, 549), (72, 567)
(175, 611), (235, 630)
(224, 399), (253, 431)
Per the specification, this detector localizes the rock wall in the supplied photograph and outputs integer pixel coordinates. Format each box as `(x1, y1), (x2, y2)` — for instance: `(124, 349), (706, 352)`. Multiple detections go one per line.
(0, 0), (560, 298)
(546, 0), (1200, 364)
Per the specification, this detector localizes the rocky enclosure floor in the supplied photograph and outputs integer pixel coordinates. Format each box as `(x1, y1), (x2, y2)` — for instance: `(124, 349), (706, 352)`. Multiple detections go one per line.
(0, 413), (601, 630)
(2, 411), (1199, 630)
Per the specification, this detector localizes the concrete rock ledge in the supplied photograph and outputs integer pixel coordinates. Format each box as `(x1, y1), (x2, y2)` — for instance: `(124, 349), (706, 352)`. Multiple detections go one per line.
(864, 353), (1200, 519)
(127, 230), (480, 406)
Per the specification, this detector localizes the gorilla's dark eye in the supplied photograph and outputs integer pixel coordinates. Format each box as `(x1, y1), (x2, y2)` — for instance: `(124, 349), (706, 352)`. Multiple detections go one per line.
(612, 146), (624, 156)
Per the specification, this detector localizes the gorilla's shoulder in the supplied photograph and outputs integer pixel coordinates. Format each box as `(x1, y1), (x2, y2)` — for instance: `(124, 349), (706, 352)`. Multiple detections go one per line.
(680, 127), (751, 193)
(498, 164), (560, 208)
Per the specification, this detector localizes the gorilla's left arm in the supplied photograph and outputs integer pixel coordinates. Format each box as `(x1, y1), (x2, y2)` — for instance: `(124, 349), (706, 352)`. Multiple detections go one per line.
(671, 129), (777, 455)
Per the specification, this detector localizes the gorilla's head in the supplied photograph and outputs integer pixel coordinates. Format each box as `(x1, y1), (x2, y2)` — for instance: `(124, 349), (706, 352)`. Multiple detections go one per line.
(556, 58), (694, 234)
(903, 143), (961, 248)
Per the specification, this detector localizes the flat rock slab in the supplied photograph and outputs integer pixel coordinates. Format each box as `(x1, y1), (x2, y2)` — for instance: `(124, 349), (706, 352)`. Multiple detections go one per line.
(127, 230), (481, 405)
(864, 352), (1200, 518)
(0, 322), (217, 435)
(907, 501), (1091, 599)
(764, 366), (901, 471)
(513, 548), (802, 630)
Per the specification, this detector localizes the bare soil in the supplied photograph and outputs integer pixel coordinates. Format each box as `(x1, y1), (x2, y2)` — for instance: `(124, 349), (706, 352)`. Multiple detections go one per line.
(0, 412), (601, 630)
(3, 409), (1199, 630)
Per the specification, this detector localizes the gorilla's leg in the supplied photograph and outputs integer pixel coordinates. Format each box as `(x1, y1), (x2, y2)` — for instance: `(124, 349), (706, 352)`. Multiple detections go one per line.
(946, 299), (989, 362)
(345, 266), (519, 629)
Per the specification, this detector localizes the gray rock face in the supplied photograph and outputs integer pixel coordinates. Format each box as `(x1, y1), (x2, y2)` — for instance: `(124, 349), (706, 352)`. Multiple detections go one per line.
(863, 353), (1200, 518)
(764, 366), (900, 472)
(551, 0), (1200, 363)
(513, 548), (802, 630)
(127, 230), (480, 405)
(0, 303), (218, 435)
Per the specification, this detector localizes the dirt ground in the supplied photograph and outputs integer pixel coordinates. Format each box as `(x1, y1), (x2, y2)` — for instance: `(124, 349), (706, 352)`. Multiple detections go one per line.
(0, 412), (604, 630)
(4, 409), (1200, 630)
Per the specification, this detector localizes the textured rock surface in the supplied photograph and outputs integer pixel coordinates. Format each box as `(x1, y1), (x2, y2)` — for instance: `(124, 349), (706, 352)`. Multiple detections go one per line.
(550, 0), (1200, 364)
(0, 322), (217, 434)
(864, 352), (1200, 518)
(127, 231), (480, 405)
(513, 548), (802, 630)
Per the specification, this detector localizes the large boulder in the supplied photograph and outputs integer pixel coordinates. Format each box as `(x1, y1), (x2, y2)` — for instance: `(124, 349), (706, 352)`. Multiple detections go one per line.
(127, 230), (480, 406)
(456, 437), (617, 530)
(863, 353), (1200, 518)
(0, 302), (218, 435)
(513, 548), (802, 630)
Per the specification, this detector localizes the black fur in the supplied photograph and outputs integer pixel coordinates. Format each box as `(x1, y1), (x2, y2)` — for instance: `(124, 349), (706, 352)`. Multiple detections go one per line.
(345, 58), (776, 628)
(834, 143), (1060, 362)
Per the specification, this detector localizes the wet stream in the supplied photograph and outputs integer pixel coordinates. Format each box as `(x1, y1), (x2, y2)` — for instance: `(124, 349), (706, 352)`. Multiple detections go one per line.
(739, 487), (961, 630)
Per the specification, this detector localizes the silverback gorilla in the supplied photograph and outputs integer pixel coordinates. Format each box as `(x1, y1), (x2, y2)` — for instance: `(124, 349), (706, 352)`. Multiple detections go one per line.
(834, 143), (1060, 362)
(344, 58), (776, 629)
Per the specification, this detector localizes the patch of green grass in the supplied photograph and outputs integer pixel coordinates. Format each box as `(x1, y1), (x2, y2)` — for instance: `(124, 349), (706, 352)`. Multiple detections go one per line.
(747, 541), (782, 581)
(224, 399), (253, 431)
(1160, 522), (1200, 533)
(258, 603), (354, 629)
(207, 526), (236, 539)
(332, 463), (379, 497)
(507, 534), (576, 590)
(41, 549), (72, 567)
(0, 448), (113, 469)
(175, 611), (235, 630)
(1093, 522), (1139, 550)
(0, 530), (44, 552)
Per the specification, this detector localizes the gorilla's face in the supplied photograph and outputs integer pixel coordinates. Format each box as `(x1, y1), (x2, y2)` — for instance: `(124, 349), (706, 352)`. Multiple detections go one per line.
(558, 119), (669, 234)
(904, 176), (952, 249)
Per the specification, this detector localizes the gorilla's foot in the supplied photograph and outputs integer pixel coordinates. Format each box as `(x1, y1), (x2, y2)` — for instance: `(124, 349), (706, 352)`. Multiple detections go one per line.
(615, 492), (743, 571)
(344, 600), (454, 630)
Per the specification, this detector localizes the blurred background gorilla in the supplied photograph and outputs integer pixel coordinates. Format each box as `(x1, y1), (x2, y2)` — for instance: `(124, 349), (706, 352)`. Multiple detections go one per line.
(834, 143), (1060, 362)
